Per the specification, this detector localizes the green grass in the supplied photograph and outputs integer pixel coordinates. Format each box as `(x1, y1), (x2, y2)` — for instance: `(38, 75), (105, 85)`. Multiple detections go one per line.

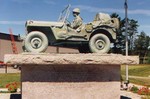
(121, 64), (150, 77)
(0, 73), (20, 88)
(129, 78), (150, 87)
(121, 64), (150, 86)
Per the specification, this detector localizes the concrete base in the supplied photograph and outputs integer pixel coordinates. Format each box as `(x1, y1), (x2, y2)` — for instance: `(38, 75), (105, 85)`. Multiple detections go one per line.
(4, 54), (139, 99)
(22, 65), (120, 99)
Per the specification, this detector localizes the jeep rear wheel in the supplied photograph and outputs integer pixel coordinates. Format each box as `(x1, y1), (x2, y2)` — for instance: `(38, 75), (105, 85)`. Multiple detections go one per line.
(24, 31), (48, 53)
(89, 34), (110, 53)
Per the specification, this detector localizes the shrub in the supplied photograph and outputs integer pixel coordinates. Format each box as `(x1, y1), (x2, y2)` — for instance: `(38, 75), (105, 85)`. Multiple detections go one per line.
(129, 86), (150, 99)
(5, 82), (19, 93)
(130, 85), (139, 93)
(138, 87), (150, 95)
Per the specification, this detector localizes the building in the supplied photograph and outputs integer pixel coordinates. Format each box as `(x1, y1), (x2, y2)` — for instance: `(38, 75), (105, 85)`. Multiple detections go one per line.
(0, 32), (78, 62)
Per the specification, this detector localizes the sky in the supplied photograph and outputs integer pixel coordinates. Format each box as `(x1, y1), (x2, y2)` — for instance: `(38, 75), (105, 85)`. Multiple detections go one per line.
(0, 0), (150, 36)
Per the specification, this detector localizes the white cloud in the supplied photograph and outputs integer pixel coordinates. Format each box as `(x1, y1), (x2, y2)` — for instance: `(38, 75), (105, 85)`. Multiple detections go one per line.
(72, 5), (150, 16)
(0, 21), (25, 25)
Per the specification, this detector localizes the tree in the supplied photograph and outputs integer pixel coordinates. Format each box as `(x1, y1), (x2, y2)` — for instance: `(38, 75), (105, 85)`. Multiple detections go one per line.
(134, 31), (150, 63)
(110, 13), (139, 55)
(111, 13), (125, 54)
(127, 19), (139, 54)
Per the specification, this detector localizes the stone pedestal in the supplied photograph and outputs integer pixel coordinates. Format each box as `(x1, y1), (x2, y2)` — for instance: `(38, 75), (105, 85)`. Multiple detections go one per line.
(5, 54), (139, 99)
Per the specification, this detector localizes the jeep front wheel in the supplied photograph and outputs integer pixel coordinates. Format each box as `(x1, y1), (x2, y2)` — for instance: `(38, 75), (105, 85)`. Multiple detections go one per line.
(24, 31), (48, 53)
(89, 34), (110, 53)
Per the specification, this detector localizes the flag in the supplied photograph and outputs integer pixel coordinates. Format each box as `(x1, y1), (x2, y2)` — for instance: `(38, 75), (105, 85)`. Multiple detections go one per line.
(124, 0), (128, 9)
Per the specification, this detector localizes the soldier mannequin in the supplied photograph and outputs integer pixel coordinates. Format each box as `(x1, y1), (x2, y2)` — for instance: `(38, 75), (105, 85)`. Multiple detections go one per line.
(71, 8), (83, 30)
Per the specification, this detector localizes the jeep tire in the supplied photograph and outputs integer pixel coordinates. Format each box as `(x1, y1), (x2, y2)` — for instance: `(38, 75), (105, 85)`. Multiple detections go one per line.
(24, 31), (48, 53)
(89, 34), (110, 53)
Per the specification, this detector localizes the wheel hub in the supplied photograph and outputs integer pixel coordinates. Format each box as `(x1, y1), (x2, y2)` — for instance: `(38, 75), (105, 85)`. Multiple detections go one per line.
(31, 38), (42, 49)
(95, 40), (105, 50)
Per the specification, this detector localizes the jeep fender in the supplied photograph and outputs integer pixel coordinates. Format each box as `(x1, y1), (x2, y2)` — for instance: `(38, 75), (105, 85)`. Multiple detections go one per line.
(26, 26), (56, 44)
(89, 28), (116, 43)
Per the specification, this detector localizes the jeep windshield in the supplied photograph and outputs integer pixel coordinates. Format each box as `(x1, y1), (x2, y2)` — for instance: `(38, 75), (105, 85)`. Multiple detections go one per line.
(58, 4), (71, 22)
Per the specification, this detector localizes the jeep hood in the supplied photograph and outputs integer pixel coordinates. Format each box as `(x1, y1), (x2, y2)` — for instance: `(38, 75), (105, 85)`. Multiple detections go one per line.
(26, 20), (64, 27)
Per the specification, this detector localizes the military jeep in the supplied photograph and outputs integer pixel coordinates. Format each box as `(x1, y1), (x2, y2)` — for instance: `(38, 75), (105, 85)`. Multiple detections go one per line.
(23, 5), (119, 53)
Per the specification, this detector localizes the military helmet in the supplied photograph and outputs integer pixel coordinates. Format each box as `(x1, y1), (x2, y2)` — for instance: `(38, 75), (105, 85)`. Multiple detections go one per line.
(73, 8), (80, 13)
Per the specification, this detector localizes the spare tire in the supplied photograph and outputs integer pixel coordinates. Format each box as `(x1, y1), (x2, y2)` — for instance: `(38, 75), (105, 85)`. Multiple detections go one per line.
(111, 18), (120, 29)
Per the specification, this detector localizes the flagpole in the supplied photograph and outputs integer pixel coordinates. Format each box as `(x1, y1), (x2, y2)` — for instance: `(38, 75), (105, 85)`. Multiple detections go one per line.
(125, 0), (129, 88)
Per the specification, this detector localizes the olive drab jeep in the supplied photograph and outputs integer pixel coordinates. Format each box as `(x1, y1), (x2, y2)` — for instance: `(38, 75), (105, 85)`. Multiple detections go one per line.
(23, 5), (119, 53)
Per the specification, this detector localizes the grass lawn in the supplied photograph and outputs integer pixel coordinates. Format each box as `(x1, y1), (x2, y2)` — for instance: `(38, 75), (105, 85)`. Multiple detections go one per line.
(121, 64), (150, 87)
(0, 73), (20, 88)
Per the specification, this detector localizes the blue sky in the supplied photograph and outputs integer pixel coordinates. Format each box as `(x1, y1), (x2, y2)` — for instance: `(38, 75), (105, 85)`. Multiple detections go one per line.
(0, 0), (150, 36)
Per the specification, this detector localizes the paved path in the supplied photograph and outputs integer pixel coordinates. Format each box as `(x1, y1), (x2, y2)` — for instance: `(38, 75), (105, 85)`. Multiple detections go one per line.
(0, 67), (20, 73)
(121, 90), (141, 99)
(122, 75), (150, 80)
(129, 75), (150, 79)
(0, 88), (21, 99)
(0, 93), (21, 99)
(0, 93), (11, 99)
(0, 89), (142, 99)
(0, 91), (141, 99)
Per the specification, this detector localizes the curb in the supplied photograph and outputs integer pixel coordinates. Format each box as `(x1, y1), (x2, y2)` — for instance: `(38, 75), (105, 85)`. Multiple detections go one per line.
(0, 88), (21, 92)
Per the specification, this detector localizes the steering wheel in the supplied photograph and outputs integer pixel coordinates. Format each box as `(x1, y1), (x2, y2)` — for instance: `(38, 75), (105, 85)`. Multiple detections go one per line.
(65, 19), (71, 27)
